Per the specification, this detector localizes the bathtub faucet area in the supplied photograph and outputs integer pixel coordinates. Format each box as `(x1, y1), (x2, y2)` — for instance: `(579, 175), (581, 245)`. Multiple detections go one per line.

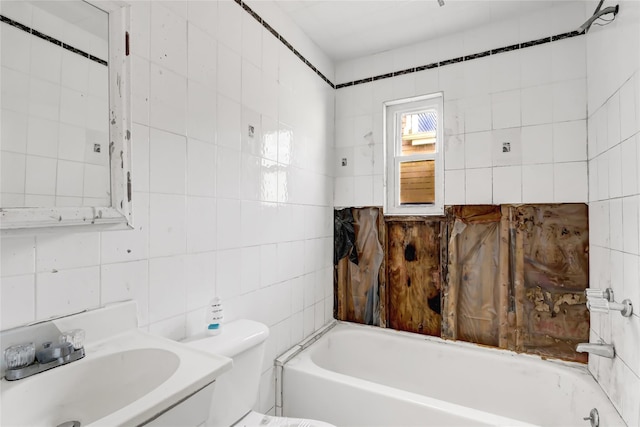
(576, 342), (615, 359)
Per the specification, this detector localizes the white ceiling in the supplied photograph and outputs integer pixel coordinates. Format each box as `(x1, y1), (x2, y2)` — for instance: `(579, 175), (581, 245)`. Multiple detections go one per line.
(274, 0), (556, 62)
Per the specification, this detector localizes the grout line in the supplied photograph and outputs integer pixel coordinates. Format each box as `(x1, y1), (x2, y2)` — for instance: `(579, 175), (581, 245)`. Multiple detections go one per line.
(0, 14), (108, 66)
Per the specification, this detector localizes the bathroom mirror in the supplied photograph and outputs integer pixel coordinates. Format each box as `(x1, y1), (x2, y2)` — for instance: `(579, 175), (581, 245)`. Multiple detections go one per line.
(0, 0), (132, 234)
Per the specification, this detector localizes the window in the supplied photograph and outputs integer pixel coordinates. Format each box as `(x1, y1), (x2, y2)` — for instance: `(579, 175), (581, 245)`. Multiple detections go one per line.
(383, 93), (444, 216)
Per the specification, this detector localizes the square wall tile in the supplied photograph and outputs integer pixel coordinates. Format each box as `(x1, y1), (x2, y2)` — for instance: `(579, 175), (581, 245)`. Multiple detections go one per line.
(445, 134), (465, 170)
(463, 95), (492, 133)
(621, 136), (638, 197)
(216, 147), (241, 200)
(101, 260), (149, 326)
(27, 116), (58, 158)
(521, 85), (553, 126)
(56, 160), (84, 197)
(217, 44), (241, 103)
(0, 274), (35, 330)
(186, 196), (216, 253)
(608, 145), (623, 199)
(465, 131), (492, 169)
(185, 252), (216, 310)
(36, 233), (100, 272)
(0, 151), (25, 194)
(149, 128), (186, 194)
(445, 170), (465, 204)
(149, 64), (187, 135)
(620, 76), (637, 141)
(25, 155), (56, 196)
(553, 162), (587, 203)
(551, 37), (586, 82)
(552, 79), (586, 122)
(149, 256), (186, 322)
(334, 176), (355, 208)
(521, 124), (553, 165)
(150, 3), (187, 76)
(36, 266), (100, 321)
(493, 166), (522, 204)
(491, 90), (521, 130)
(553, 120), (587, 163)
(465, 168), (492, 204)
(187, 81), (217, 144)
(1, 109), (28, 154)
(216, 198), (241, 250)
(149, 193), (187, 258)
(1, 236), (35, 277)
(187, 23), (217, 87)
(607, 92), (621, 150)
(217, 95), (241, 151)
(216, 248), (242, 300)
(187, 138), (216, 197)
(354, 175), (373, 207)
(522, 164), (554, 204)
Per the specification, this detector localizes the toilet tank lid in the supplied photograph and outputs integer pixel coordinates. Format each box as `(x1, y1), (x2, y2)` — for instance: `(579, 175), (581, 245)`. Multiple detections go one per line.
(183, 319), (269, 357)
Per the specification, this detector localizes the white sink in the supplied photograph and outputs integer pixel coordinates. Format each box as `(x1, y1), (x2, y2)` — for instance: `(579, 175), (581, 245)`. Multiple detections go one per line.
(0, 303), (232, 427)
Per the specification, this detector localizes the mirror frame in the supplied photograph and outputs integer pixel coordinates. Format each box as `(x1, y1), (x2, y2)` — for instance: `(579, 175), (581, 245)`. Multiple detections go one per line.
(1, 1), (132, 235)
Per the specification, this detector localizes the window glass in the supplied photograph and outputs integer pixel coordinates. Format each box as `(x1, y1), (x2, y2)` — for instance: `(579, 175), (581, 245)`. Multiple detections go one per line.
(400, 110), (437, 155)
(399, 160), (435, 205)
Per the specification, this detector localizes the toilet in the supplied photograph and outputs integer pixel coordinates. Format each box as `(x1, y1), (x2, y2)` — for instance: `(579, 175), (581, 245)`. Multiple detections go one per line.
(184, 319), (335, 427)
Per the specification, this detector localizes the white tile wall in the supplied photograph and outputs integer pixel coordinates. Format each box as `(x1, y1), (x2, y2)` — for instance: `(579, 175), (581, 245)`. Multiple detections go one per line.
(0, 0), (335, 416)
(586, 2), (640, 425)
(333, 8), (588, 207)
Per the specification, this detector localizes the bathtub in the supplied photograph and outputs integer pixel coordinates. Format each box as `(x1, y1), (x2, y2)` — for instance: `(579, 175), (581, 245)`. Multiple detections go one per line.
(281, 322), (624, 427)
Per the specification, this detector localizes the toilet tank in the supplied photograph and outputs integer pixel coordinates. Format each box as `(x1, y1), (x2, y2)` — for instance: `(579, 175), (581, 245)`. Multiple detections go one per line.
(184, 320), (269, 427)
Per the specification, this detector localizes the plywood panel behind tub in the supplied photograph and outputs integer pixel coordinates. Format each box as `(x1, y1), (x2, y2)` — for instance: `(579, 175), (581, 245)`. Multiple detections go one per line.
(387, 219), (441, 336)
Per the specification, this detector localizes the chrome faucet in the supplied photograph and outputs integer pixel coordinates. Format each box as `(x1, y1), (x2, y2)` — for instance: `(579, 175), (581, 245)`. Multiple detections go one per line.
(576, 342), (615, 359)
(3, 329), (86, 381)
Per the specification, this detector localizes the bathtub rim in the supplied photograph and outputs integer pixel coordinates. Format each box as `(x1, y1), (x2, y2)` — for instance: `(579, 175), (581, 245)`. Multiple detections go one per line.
(289, 320), (591, 374)
(275, 320), (607, 422)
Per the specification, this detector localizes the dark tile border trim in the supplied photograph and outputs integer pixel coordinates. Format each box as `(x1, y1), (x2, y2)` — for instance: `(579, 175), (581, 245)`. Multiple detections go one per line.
(232, 1), (584, 91)
(0, 14), (108, 66)
(236, 1), (336, 89)
(334, 30), (583, 89)
(2, 3), (586, 91)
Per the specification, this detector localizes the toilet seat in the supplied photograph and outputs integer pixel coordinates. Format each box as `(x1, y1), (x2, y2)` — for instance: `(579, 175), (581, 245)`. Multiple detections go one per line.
(234, 410), (337, 427)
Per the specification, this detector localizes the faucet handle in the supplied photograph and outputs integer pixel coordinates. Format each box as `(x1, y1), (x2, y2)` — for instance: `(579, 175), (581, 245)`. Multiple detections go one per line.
(59, 329), (85, 350)
(585, 287), (613, 302)
(4, 343), (35, 370)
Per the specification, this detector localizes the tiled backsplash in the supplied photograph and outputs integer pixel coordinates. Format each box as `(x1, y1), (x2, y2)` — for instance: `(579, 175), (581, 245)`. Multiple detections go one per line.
(0, 0), (335, 416)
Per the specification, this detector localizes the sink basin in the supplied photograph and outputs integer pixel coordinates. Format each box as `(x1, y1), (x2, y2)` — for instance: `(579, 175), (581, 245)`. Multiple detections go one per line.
(0, 303), (233, 427)
(2, 348), (179, 426)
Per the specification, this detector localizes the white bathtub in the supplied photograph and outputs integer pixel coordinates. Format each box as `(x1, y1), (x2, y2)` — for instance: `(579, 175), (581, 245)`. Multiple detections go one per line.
(282, 322), (624, 427)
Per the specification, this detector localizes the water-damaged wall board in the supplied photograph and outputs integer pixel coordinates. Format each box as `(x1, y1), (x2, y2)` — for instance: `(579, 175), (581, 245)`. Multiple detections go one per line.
(334, 208), (384, 325)
(387, 218), (441, 336)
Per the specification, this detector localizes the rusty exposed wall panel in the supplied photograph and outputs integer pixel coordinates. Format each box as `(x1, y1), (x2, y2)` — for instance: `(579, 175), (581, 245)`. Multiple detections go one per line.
(443, 206), (503, 346)
(334, 204), (589, 363)
(334, 208), (384, 325)
(514, 204), (589, 363)
(387, 219), (441, 336)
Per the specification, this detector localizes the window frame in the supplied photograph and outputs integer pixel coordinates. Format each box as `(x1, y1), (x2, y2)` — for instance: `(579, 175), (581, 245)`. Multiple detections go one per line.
(383, 93), (444, 216)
